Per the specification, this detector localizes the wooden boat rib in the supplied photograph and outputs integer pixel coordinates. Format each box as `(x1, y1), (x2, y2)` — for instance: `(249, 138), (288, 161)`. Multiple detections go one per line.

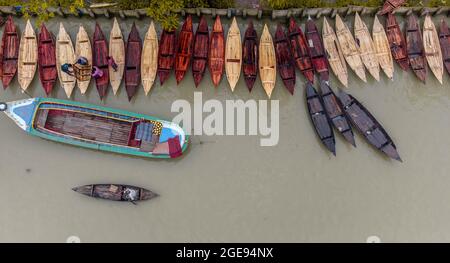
(372, 16), (394, 80)
(109, 18), (125, 95)
(93, 23), (109, 99)
(287, 17), (314, 83)
(379, 0), (406, 15)
(274, 24), (296, 95)
(141, 21), (158, 95)
(73, 184), (158, 202)
(192, 16), (209, 87)
(209, 15), (225, 87)
(386, 13), (409, 71)
(322, 17), (348, 88)
(38, 23), (57, 95)
(242, 20), (258, 92)
(439, 19), (450, 76)
(175, 15), (193, 85)
(125, 23), (142, 101)
(305, 18), (329, 80)
(423, 15), (443, 84)
(2, 16), (19, 89)
(56, 23), (76, 98)
(18, 19), (37, 92)
(406, 14), (427, 83)
(259, 24), (276, 98)
(1, 98), (189, 159)
(354, 12), (380, 81)
(158, 29), (177, 85)
(225, 17), (242, 92)
(75, 25), (92, 94)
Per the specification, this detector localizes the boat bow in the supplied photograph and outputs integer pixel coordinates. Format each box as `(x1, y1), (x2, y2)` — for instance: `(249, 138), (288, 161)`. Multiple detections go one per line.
(1, 98), (38, 131)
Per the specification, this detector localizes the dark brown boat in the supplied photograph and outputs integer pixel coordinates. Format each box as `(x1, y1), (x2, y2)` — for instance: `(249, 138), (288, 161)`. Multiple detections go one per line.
(406, 14), (427, 83)
(274, 24), (296, 95)
(38, 23), (57, 95)
(338, 91), (402, 162)
(125, 23), (142, 101)
(209, 15), (225, 87)
(305, 18), (329, 81)
(242, 21), (258, 92)
(305, 82), (335, 155)
(72, 184), (158, 203)
(439, 19), (450, 76)
(93, 23), (109, 99)
(192, 16), (209, 87)
(288, 17), (314, 83)
(158, 29), (177, 85)
(386, 13), (409, 71)
(175, 15), (193, 85)
(1, 16), (19, 88)
(379, 0), (406, 15)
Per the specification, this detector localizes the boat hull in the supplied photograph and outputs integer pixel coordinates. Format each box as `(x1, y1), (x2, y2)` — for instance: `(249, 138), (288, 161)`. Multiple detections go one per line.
(2, 16), (19, 88)
(386, 13), (409, 71)
(305, 19), (329, 80)
(93, 23), (110, 99)
(192, 16), (209, 87)
(209, 16), (225, 87)
(175, 15), (193, 84)
(406, 14), (427, 83)
(288, 17), (314, 83)
(440, 19), (450, 76)
(158, 30), (177, 85)
(243, 21), (258, 92)
(274, 24), (295, 95)
(38, 24), (57, 95)
(125, 23), (142, 101)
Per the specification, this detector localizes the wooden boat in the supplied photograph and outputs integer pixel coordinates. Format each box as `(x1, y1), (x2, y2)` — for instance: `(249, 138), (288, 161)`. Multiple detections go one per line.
(386, 13), (409, 71)
(322, 17), (348, 88)
(125, 23), (142, 101)
(192, 16), (209, 87)
(225, 17), (242, 92)
(379, 0), (406, 15)
(305, 18), (329, 80)
(38, 24), (57, 95)
(209, 15), (225, 87)
(109, 18), (125, 95)
(305, 82), (335, 155)
(274, 24), (295, 95)
(287, 17), (314, 83)
(439, 19), (450, 76)
(259, 24), (276, 98)
(335, 14), (367, 82)
(175, 15), (193, 84)
(18, 19), (37, 92)
(2, 16), (19, 89)
(372, 16), (394, 80)
(354, 12), (380, 81)
(338, 91), (402, 162)
(141, 21), (158, 95)
(423, 15), (443, 84)
(243, 20), (258, 92)
(75, 25), (92, 94)
(406, 14), (427, 83)
(73, 184), (157, 203)
(158, 29), (176, 85)
(0, 98), (189, 159)
(56, 23), (76, 98)
(93, 23), (109, 99)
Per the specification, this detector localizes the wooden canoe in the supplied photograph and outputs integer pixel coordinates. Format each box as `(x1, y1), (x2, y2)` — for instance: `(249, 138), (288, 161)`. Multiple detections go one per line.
(56, 23), (76, 98)
(406, 14), (427, 83)
(288, 17), (314, 83)
(259, 24), (276, 98)
(75, 25), (92, 94)
(125, 23), (142, 101)
(243, 20), (258, 92)
(386, 13), (409, 71)
(38, 24), (57, 95)
(423, 15), (443, 84)
(372, 16), (394, 80)
(18, 19), (37, 92)
(225, 17), (242, 92)
(2, 16), (19, 89)
(335, 14), (367, 82)
(109, 18), (125, 95)
(209, 15), (225, 87)
(305, 82), (335, 156)
(354, 12), (380, 81)
(192, 16), (209, 87)
(439, 19), (450, 76)
(274, 24), (295, 95)
(93, 23), (109, 99)
(379, 0), (406, 15)
(141, 21), (158, 95)
(175, 15), (193, 84)
(338, 91), (402, 162)
(305, 18), (329, 80)
(73, 184), (158, 202)
(157, 29), (176, 85)
(322, 17), (348, 88)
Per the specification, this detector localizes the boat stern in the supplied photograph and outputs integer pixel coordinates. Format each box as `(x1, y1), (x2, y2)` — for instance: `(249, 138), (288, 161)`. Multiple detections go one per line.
(140, 188), (158, 201)
(0, 98), (38, 131)
(159, 121), (189, 158)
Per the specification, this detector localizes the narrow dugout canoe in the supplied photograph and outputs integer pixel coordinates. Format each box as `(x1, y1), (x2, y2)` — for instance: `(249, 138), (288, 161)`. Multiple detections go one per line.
(38, 24), (57, 95)
(379, 0), (406, 15)
(288, 17), (314, 83)
(305, 18), (329, 80)
(175, 15), (193, 84)
(75, 25), (92, 94)
(354, 12), (380, 81)
(372, 16), (394, 80)
(18, 19), (37, 92)
(225, 17), (242, 92)
(0, 98), (189, 159)
(109, 18), (125, 95)
(439, 19), (450, 76)
(157, 29), (177, 85)
(125, 23), (142, 101)
(274, 24), (295, 95)
(406, 14), (427, 83)
(56, 23), (76, 98)
(2, 16), (19, 88)
(209, 15), (225, 87)
(259, 24), (276, 98)
(423, 15), (443, 84)
(93, 23), (109, 99)
(322, 17), (348, 88)
(386, 13), (409, 71)
(141, 21), (158, 95)
(242, 21), (258, 91)
(73, 184), (158, 203)
(192, 16), (209, 87)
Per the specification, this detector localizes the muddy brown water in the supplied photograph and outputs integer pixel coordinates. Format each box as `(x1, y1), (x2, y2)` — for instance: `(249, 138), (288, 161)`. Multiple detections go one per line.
(0, 15), (450, 242)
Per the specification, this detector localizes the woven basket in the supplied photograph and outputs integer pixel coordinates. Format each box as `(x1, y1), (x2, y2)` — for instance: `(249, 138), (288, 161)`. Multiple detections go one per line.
(73, 63), (92, 81)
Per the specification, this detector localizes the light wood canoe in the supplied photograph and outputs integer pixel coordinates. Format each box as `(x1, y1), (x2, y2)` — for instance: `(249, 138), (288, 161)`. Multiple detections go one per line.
(75, 25), (92, 94)
(354, 12), (380, 81)
(259, 24), (276, 98)
(322, 17), (348, 87)
(335, 14), (367, 82)
(109, 18), (125, 95)
(56, 23), (76, 98)
(18, 19), (37, 92)
(141, 21), (158, 95)
(225, 17), (242, 92)
(423, 15), (443, 84)
(372, 16), (394, 80)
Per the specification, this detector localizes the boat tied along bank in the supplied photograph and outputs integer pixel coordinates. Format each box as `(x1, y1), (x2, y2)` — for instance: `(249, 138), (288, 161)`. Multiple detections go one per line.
(2, 16), (19, 89)
(125, 23), (142, 101)
(175, 15), (193, 85)
(192, 16), (209, 87)
(73, 184), (158, 203)
(38, 23), (57, 95)
(440, 19), (450, 76)
(305, 17), (329, 81)
(406, 14), (427, 83)
(274, 24), (296, 95)
(288, 17), (314, 84)
(243, 21), (258, 92)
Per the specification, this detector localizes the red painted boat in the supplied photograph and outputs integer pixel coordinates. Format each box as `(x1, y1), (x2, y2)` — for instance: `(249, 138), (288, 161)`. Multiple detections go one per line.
(158, 29), (177, 85)
(209, 15), (225, 87)
(192, 16), (209, 87)
(386, 13), (409, 71)
(439, 19), (450, 76)
(175, 15), (193, 84)
(242, 21), (258, 92)
(125, 23), (142, 101)
(379, 0), (406, 15)
(305, 18), (329, 81)
(38, 23), (57, 95)
(93, 23), (109, 99)
(287, 17), (314, 83)
(1, 16), (19, 88)
(406, 14), (427, 83)
(274, 24), (296, 95)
